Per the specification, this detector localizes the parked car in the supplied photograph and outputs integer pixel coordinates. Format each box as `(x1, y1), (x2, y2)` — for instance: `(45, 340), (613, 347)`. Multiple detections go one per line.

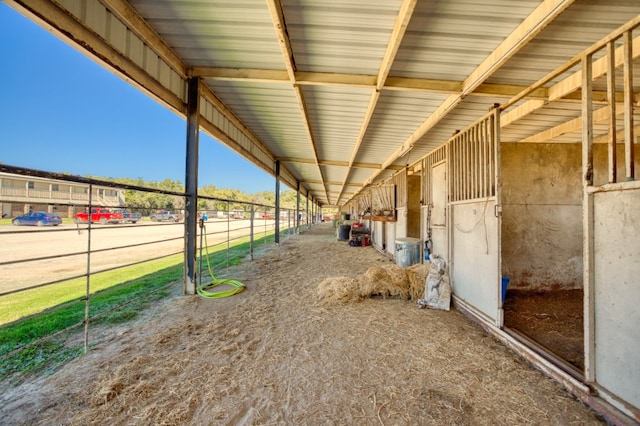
(73, 208), (124, 224)
(111, 209), (142, 224)
(12, 211), (62, 226)
(150, 210), (181, 222)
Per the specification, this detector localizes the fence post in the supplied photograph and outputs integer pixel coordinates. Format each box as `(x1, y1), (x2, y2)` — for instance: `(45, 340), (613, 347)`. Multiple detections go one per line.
(250, 204), (255, 260)
(83, 184), (93, 354)
(226, 200), (230, 269)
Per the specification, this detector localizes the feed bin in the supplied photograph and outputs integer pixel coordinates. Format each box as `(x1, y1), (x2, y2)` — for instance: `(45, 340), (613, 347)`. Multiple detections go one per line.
(395, 238), (421, 268)
(337, 224), (351, 241)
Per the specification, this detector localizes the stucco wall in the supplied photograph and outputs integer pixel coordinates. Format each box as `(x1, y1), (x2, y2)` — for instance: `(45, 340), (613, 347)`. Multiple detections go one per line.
(501, 142), (640, 291)
(501, 143), (583, 290)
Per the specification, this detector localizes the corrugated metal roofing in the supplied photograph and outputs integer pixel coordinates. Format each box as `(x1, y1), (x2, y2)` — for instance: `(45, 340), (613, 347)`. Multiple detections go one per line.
(7, 0), (640, 206)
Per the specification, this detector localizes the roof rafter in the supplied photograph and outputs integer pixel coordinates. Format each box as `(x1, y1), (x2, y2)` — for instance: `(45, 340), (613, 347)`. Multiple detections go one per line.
(359, 0), (576, 190)
(334, 0), (418, 205)
(501, 34), (640, 128)
(191, 67), (549, 99)
(103, 0), (304, 195)
(265, 0), (330, 205)
(277, 157), (404, 170)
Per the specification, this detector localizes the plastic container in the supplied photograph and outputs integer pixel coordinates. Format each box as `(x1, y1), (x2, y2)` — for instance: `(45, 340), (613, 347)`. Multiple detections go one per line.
(501, 276), (510, 302)
(337, 224), (351, 241)
(395, 237), (421, 268)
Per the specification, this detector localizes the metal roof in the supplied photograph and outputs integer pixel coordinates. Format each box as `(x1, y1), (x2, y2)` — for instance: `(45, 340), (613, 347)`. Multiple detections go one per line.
(7, 0), (640, 206)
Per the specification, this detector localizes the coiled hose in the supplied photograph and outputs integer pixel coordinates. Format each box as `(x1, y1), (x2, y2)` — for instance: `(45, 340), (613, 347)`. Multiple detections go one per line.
(196, 222), (245, 299)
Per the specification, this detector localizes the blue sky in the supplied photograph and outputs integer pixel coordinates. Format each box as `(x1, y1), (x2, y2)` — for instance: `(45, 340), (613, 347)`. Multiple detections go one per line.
(0, 4), (277, 194)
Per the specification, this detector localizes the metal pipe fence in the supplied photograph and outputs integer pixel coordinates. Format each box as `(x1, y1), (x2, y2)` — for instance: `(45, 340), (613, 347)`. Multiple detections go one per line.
(0, 164), (312, 375)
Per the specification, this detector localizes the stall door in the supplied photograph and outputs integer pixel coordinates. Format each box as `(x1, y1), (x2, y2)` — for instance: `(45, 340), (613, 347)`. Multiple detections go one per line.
(430, 162), (448, 260)
(589, 187), (640, 409)
(449, 109), (503, 325)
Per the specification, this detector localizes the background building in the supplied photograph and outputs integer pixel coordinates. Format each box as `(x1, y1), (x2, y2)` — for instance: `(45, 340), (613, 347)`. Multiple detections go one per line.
(0, 172), (124, 218)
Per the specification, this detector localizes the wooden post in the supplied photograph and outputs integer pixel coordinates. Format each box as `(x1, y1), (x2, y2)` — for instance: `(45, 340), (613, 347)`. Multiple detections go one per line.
(606, 41), (617, 184)
(582, 54), (596, 382)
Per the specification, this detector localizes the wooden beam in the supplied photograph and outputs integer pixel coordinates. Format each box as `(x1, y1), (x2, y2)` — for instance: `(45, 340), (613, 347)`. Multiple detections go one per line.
(193, 66), (556, 100)
(384, 76), (461, 93)
(594, 125), (640, 144)
(265, 0), (330, 204)
(624, 31), (635, 180)
(376, 0), (417, 91)
(607, 41), (617, 183)
(549, 34), (640, 103)
(277, 157), (403, 170)
(362, 0), (575, 188)
(520, 106), (614, 143)
(501, 34), (640, 129)
(582, 54), (595, 383)
(501, 100), (547, 127)
(297, 71), (376, 88)
(334, 0), (417, 205)
(300, 180), (363, 187)
(193, 67), (290, 83)
(502, 14), (640, 111)
(464, 0), (575, 96)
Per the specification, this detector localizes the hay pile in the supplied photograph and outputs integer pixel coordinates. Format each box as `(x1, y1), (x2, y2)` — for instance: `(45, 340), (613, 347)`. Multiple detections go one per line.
(317, 263), (429, 303)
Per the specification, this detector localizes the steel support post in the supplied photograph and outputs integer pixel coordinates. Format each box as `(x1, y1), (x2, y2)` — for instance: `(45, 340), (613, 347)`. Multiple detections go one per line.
(184, 77), (200, 295)
(296, 181), (300, 233)
(275, 160), (280, 244)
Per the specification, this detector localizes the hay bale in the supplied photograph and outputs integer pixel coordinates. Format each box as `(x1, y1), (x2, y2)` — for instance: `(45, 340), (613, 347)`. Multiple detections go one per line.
(406, 263), (429, 300)
(317, 276), (361, 303)
(384, 264), (411, 299)
(319, 263), (428, 303)
(360, 265), (394, 298)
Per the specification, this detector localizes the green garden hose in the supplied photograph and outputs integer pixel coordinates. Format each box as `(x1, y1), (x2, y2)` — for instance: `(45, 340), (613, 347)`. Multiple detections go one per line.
(196, 223), (245, 299)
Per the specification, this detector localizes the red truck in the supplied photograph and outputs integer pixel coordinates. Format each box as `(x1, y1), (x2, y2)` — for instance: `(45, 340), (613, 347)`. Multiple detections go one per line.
(73, 208), (123, 224)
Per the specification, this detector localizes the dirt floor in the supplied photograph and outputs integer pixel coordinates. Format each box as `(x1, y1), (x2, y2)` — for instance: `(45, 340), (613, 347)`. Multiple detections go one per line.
(0, 223), (604, 425)
(504, 289), (584, 371)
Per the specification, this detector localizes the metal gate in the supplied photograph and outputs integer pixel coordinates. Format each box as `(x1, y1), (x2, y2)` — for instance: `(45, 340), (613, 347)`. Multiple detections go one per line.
(448, 108), (502, 325)
(582, 37), (640, 411)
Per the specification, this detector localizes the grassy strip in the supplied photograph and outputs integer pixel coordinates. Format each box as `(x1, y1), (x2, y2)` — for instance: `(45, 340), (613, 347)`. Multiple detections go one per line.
(0, 231), (279, 382)
(0, 255), (183, 325)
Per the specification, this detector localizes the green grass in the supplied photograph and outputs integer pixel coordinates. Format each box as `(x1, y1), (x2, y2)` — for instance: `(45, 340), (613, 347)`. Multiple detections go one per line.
(0, 229), (281, 383)
(0, 255), (184, 325)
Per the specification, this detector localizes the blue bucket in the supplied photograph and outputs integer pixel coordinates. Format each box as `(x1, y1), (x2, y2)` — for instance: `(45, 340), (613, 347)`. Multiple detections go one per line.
(501, 277), (510, 302)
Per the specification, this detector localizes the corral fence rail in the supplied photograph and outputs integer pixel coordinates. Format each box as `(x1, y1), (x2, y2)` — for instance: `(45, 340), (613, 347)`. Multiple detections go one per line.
(0, 164), (314, 373)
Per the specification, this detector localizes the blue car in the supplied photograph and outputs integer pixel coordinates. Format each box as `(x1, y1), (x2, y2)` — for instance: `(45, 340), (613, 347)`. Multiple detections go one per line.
(12, 211), (63, 227)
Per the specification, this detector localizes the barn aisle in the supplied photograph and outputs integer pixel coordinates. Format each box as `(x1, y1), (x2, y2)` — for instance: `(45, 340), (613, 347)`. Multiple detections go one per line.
(1, 222), (603, 425)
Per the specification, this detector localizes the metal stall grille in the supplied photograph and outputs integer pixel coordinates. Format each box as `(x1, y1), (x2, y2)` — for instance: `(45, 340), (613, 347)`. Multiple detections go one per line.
(422, 144), (447, 206)
(450, 109), (498, 203)
(394, 169), (408, 209)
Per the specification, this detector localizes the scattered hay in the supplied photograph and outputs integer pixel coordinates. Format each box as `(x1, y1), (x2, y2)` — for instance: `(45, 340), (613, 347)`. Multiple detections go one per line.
(1, 224), (605, 425)
(316, 276), (360, 303)
(318, 263), (430, 303)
